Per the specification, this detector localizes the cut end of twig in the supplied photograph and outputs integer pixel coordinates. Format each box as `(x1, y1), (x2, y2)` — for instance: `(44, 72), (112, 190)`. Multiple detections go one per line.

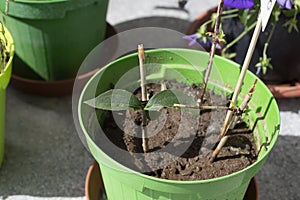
(161, 81), (167, 91)
(138, 44), (147, 102)
(138, 44), (145, 60)
(249, 79), (258, 94)
(238, 79), (258, 113)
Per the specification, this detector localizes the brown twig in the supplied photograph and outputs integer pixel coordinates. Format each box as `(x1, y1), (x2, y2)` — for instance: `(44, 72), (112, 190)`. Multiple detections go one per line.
(198, 0), (224, 104)
(238, 79), (257, 112)
(226, 79), (258, 133)
(209, 79), (258, 163)
(209, 135), (229, 162)
(138, 44), (147, 102)
(220, 13), (262, 137)
(138, 44), (149, 153)
(174, 104), (238, 111)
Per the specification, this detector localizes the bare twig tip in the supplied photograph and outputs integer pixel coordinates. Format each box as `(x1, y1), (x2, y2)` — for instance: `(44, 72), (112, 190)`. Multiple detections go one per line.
(138, 44), (145, 59)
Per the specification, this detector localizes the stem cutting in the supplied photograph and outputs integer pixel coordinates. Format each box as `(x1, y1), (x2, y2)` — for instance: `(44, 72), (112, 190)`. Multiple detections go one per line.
(198, 0), (224, 104)
(138, 44), (149, 153)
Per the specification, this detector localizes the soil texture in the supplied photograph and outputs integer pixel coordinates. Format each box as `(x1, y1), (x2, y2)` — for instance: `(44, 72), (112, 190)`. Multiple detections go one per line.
(100, 82), (257, 181)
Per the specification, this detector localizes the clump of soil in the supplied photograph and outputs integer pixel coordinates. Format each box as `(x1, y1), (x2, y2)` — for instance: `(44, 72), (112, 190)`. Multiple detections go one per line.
(100, 82), (257, 181)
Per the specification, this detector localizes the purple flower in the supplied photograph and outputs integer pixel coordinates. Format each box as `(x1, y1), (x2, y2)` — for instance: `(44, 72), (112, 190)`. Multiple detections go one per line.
(224, 0), (254, 9)
(183, 34), (221, 49)
(183, 33), (199, 46)
(224, 0), (293, 10)
(276, 0), (293, 9)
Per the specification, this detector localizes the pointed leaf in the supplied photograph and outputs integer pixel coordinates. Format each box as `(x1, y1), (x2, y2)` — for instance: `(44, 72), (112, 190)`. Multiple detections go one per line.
(84, 89), (142, 111)
(145, 89), (197, 111)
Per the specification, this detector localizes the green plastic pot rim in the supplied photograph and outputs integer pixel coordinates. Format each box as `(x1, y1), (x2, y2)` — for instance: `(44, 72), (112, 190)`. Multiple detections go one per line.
(13, 0), (67, 3)
(1, 0), (107, 19)
(78, 48), (280, 185)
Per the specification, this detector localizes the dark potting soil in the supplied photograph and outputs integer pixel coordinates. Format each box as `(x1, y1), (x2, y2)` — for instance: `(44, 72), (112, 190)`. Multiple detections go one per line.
(101, 83), (257, 181)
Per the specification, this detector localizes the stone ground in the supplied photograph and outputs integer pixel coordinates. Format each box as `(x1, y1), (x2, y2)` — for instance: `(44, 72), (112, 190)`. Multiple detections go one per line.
(1, 0), (299, 199)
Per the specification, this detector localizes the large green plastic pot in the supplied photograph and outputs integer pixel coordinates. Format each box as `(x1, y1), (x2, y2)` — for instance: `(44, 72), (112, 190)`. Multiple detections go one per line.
(0, 25), (14, 167)
(0, 0), (108, 81)
(78, 48), (280, 200)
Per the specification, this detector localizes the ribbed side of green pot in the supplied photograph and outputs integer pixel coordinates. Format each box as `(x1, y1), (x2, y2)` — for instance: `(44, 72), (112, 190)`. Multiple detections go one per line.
(79, 48), (280, 200)
(0, 0), (108, 81)
(0, 25), (14, 167)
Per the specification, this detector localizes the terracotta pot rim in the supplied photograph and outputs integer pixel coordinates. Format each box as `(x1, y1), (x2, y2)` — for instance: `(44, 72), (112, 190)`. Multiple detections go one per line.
(267, 82), (300, 99)
(10, 67), (100, 96)
(11, 68), (99, 85)
(85, 161), (104, 200)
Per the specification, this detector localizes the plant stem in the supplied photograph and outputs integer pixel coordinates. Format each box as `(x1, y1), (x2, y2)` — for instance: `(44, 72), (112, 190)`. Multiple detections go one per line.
(173, 104), (238, 111)
(198, 0), (224, 104)
(210, 79), (258, 162)
(201, 13), (239, 30)
(229, 79), (258, 130)
(222, 8), (239, 15)
(266, 22), (276, 44)
(220, 13), (262, 138)
(238, 79), (257, 112)
(138, 44), (149, 153)
(221, 21), (257, 56)
(262, 21), (276, 58)
(138, 44), (147, 102)
(209, 135), (229, 163)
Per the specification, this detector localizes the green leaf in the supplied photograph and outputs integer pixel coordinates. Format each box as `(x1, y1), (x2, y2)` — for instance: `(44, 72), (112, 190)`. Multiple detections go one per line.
(84, 89), (142, 111)
(283, 17), (299, 33)
(217, 29), (226, 43)
(239, 9), (249, 26)
(145, 89), (197, 111)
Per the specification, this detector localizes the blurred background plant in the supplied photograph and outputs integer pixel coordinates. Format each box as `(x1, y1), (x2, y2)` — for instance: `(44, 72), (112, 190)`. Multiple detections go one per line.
(181, 0), (300, 75)
(0, 23), (9, 74)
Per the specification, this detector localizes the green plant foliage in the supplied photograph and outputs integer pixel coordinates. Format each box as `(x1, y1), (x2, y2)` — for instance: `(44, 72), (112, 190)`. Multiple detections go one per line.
(84, 89), (142, 111)
(0, 23), (8, 74)
(145, 89), (197, 111)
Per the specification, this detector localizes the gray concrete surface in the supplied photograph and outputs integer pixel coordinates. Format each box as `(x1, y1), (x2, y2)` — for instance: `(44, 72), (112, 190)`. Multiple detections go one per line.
(1, 0), (300, 199)
(0, 88), (92, 199)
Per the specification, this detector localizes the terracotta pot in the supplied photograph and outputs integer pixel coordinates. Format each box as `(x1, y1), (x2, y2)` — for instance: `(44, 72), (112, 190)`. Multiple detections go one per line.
(85, 161), (258, 200)
(267, 82), (300, 99)
(85, 161), (105, 200)
(10, 23), (118, 97)
(187, 8), (300, 99)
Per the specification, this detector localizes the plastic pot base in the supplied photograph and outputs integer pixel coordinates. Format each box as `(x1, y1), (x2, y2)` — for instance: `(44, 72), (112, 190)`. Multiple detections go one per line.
(85, 162), (259, 200)
(10, 22), (117, 97)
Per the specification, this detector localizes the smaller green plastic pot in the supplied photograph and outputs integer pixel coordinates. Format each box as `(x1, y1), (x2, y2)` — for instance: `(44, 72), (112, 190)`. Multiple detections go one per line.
(0, 0), (109, 81)
(79, 49), (280, 200)
(0, 25), (14, 167)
